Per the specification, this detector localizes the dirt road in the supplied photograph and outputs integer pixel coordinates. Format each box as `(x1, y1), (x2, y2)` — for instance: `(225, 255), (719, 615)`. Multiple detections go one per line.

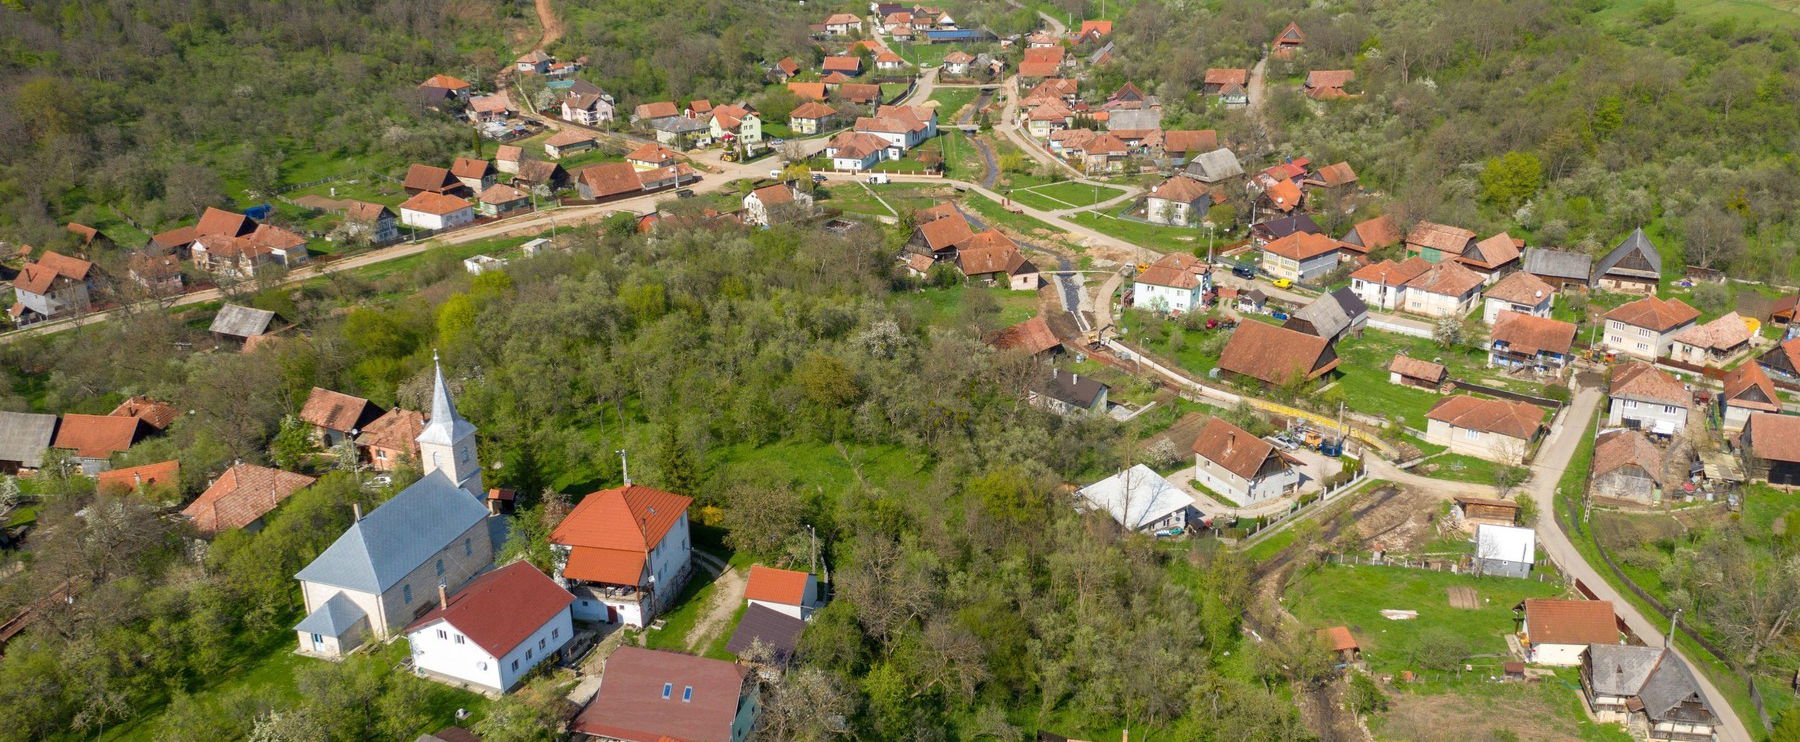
(683, 552), (744, 653)
(531, 0), (563, 50)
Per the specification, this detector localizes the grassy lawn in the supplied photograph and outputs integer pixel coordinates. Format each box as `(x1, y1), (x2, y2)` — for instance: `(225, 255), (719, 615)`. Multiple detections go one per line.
(937, 131), (989, 181)
(959, 192), (1069, 244)
(896, 284), (1040, 328)
(1118, 309), (1231, 375)
(1596, 0), (1800, 29)
(1417, 453), (1507, 485)
(708, 441), (931, 507)
(642, 548), (736, 655)
(1326, 366), (1444, 430)
(927, 87), (980, 120)
(1066, 211), (1205, 251)
(1024, 181), (1127, 208)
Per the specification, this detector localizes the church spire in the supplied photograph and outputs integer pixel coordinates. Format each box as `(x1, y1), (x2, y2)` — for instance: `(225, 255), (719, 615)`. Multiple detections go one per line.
(418, 351), (477, 447)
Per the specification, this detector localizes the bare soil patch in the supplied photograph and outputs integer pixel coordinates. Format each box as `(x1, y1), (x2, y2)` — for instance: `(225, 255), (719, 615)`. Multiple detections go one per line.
(1378, 687), (1597, 742)
(1446, 586), (1478, 610)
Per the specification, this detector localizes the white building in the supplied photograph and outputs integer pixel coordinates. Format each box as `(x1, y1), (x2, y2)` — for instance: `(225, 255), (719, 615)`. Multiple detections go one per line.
(1134, 253), (1211, 314)
(743, 565), (823, 621)
(399, 192), (476, 231)
(1144, 176), (1214, 227)
(405, 561), (575, 693)
(10, 251), (94, 324)
(823, 131), (890, 171)
(1402, 260), (1485, 318)
(1189, 417), (1300, 505)
(1481, 271), (1555, 325)
(1519, 598), (1618, 666)
(742, 182), (813, 228)
(1347, 257), (1429, 312)
(1074, 464), (1198, 532)
(549, 483), (694, 626)
(1601, 296), (1698, 361)
(1474, 523), (1536, 578)
(1606, 362), (1689, 436)
(1424, 395), (1546, 464)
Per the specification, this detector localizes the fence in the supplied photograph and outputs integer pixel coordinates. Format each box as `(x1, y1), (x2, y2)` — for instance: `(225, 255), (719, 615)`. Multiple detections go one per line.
(1232, 470), (1370, 546)
(1449, 378), (1565, 411)
(1369, 316), (1434, 339)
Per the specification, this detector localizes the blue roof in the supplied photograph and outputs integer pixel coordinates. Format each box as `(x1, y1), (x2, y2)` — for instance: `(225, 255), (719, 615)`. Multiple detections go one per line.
(294, 471), (490, 594)
(294, 592), (367, 637)
(923, 29), (991, 40)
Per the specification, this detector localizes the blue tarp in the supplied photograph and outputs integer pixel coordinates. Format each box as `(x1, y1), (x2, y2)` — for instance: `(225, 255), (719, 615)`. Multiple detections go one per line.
(922, 29), (992, 42)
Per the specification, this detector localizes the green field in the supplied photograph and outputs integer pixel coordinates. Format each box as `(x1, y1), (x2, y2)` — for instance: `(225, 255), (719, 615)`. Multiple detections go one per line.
(1067, 211), (1205, 251)
(1596, 0), (1800, 28)
(895, 284), (1040, 328)
(927, 87), (981, 122)
(1023, 181), (1127, 208)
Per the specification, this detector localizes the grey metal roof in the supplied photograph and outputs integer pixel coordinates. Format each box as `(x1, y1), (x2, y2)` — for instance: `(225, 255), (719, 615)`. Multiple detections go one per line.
(1105, 108), (1163, 131)
(209, 304), (276, 338)
(1289, 289), (1368, 339)
(652, 117), (709, 133)
(1253, 214), (1321, 240)
(417, 361), (478, 447)
(0, 411), (57, 468)
(294, 470), (490, 593)
(1593, 228), (1661, 281)
(1523, 247), (1593, 281)
(1184, 148), (1243, 183)
(293, 592), (368, 637)
(1330, 287), (1368, 318)
(1585, 644), (1713, 723)
(725, 603), (805, 662)
(1041, 368), (1107, 408)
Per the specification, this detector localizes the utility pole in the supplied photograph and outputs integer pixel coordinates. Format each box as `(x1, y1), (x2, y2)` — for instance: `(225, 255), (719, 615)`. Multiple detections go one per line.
(1667, 608), (1681, 649)
(805, 524), (818, 574)
(616, 449), (630, 484)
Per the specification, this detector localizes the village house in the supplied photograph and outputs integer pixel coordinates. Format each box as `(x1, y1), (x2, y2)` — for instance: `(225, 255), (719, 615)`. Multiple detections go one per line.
(1667, 312), (1754, 367)
(1256, 177), (1304, 215)
(838, 82), (882, 106)
(356, 407), (424, 471)
(1757, 336), (1800, 384)
(1019, 45), (1065, 78)
(942, 50), (975, 76)
(874, 48), (906, 73)
(956, 231), (1039, 289)
(991, 315), (1063, 357)
(208, 304), (278, 349)
(1309, 161), (1358, 190)
(651, 116), (710, 147)
(1145, 176), (1218, 226)
(515, 50), (551, 74)
(549, 482), (693, 626)
(190, 223), (312, 279)
(1602, 296), (1699, 361)
(11, 250), (95, 325)
(180, 464), (318, 535)
(403, 561), (575, 693)
(0, 411), (58, 474)
(1075, 464), (1199, 532)
(477, 183), (532, 217)
(1482, 271), (1555, 324)
(1591, 429), (1663, 505)
(576, 162), (642, 201)
(466, 93), (514, 123)
(1475, 523), (1536, 578)
(512, 160), (568, 193)
(299, 387), (383, 448)
(1522, 247), (1594, 292)
(1285, 289), (1368, 342)
(573, 647), (759, 742)
(1259, 232), (1345, 283)
(1406, 221), (1477, 263)
(1134, 252), (1211, 315)
(343, 201), (399, 244)
(1271, 21), (1304, 57)
(823, 12), (863, 36)
(1156, 130), (1216, 163)
(856, 105), (937, 152)
(560, 91), (615, 126)
(1739, 412), (1800, 486)
(787, 81), (827, 101)
(1319, 627), (1360, 664)
(1184, 147), (1245, 183)
(1773, 295), (1800, 326)
(1191, 417), (1301, 505)
(1519, 598), (1619, 666)
(399, 192), (476, 231)
(744, 565), (823, 621)
(1593, 228), (1662, 294)
(1402, 260), (1485, 318)
(787, 101), (837, 135)
(419, 74), (472, 100)
(911, 204), (975, 260)
(728, 603), (806, 667)
(96, 460), (179, 496)
(823, 130), (890, 171)
(1581, 645), (1719, 741)
(1457, 233), (1522, 284)
(293, 363), (493, 658)
(1202, 68), (1249, 95)
(1607, 362), (1690, 437)
(1388, 355), (1448, 390)
(1031, 368), (1108, 417)
(1452, 496), (1520, 529)
(742, 182), (813, 228)
(1217, 320), (1340, 389)
(1348, 257), (1430, 311)
(1488, 311), (1577, 373)
(404, 164), (466, 196)
(822, 54), (864, 77)
(51, 414), (145, 475)
(110, 396), (177, 432)
(1069, 132), (1130, 174)
(709, 104), (763, 145)
(1424, 395), (1547, 463)
(632, 101), (681, 127)
(542, 128), (598, 159)
(1304, 69), (1355, 99)
(126, 251), (184, 295)
(1720, 361), (1781, 432)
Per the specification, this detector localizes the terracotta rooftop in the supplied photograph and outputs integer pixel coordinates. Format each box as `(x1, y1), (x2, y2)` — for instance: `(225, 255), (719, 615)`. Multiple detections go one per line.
(52, 414), (142, 459)
(1604, 296), (1698, 332)
(1743, 413), (1800, 463)
(1404, 260), (1485, 297)
(1347, 214), (1402, 250)
(1609, 362), (1688, 406)
(1672, 312), (1753, 352)
(1349, 257), (1430, 287)
(180, 464), (317, 534)
(1217, 321), (1339, 386)
(109, 396), (178, 430)
(1485, 271), (1554, 306)
(1722, 361), (1780, 412)
(95, 460), (180, 494)
(991, 316), (1060, 355)
(744, 565), (812, 606)
(1425, 396), (1546, 439)
(299, 387), (377, 432)
(1406, 221), (1476, 255)
(404, 561), (574, 657)
(1388, 354), (1447, 383)
(1191, 416), (1290, 480)
(1523, 598), (1618, 646)
(1593, 429), (1662, 480)
(1490, 311), (1576, 356)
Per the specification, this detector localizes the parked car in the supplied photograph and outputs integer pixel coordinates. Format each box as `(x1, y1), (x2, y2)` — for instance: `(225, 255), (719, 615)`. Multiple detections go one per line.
(1231, 263), (1256, 279)
(1271, 278), (1293, 288)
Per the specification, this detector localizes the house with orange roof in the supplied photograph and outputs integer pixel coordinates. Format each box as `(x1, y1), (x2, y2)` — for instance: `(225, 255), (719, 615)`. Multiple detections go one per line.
(1259, 232), (1346, 283)
(399, 192), (476, 231)
(1402, 260), (1486, 318)
(355, 408), (425, 471)
(707, 103), (762, 145)
(11, 250), (95, 325)
(1135, 252), (1212, 314)
(1602, 296), (1698, 360)
(181, 463), (318, 535)
(1482, 271), (1555, 324)
(419, 74), (472, 99)
(549, 482), (694, 626)
(1487, 311), (1577, 372)
(403, 561), (575, 693)
(788, 101), (838, 134)
(1425, 395), (1547, 462)
(52, 413), (147, 474)
(1271, 21), (1304, 57)
(110, 396), (178, 431)
(1342, 214), (1401, 252)
(1145, 176), (1219, 227)
(299, 387), (384, 448)
(1348, 257), (1430, 311)
(744, 565), (823, 620)
(822, 12), (862, 36)
(95, 460), (180, 497)
(1668, 312), (1754, 367)
(1721, 361), (1781, 432)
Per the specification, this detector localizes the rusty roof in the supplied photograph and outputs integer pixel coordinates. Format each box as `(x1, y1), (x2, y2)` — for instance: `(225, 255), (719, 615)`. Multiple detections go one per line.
(1722, 362), (1781, 412)
(1217, 321), (1339, 385)
(1593, 429), (1662, 479)
(1609, 362), (1689, 406)
(1604, 296), (1698, 331)
(1191, 416), (1287, 480)
(1485, 271), (1554, 305)
(1490, 311), (1576, 356)
(1425, 396), (1546, 439)
(1523, 598), (1617, 646)
(1387, 354), (1447, 382)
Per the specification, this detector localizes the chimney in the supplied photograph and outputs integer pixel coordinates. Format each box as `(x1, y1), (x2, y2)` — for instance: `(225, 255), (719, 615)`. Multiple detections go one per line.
(1224, 433), (1235, 455)
(438, 583), (449, 611)
(351, 502), (363, 521)
(132, 472), (143, 487)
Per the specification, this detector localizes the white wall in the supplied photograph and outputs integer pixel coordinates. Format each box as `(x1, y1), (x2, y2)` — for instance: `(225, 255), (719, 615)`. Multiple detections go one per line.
(410, 606), (574, 691)
(1607, 397), (1688, 435)
(1530, 642), (1589, 667)
(1351, 279), (1404, 312)
(1137, 282), (1201, 314)
(401, 207), (475, 231)
(1483, 296), (1552, 325)
(1404, 289), (1476, 318)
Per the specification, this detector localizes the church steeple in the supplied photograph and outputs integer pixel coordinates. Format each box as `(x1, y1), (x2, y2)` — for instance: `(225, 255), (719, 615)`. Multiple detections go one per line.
(417, 352), (482, 495)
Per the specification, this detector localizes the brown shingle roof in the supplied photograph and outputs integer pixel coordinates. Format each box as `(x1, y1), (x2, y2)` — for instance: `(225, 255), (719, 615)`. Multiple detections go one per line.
(1263, 231), (1343, 262)
(917, 211), (975, 251)
(1672, 312), (1753, 352)
(992, 316), (1060, 354)
(399, 191), (474, 217)
(1603, 296), (1699, 331)
(1349, 256), (1430, 286)
(1461, 233), (1521, 270)
(1348, 214), (1402, 250)
(403, 164), (459, 193)
(180, 464), (318, 534)
(1485, 271), (1554, 305)
(1204, 68), (1250, 86)
(109, 396), (178, 430)
(1387, 354), (1447, 383)
(1523, 598), (1618, 646)
(1743, 413), (1800, 463)
(1609, 362), (1689, 406)
(1315, 162), (1357, 187)
(1593, 429), (1662, 480)
(1722, 361), (1780, 412)
(96, 460), (180, 494)
(1191, 417), (1288, 480)
(1406, 221), (1476, 255)
(1425, 396), (1546, 439)
(1490, 311), (1576, 356)
(52, 414), (143, 459)
(1405, 260), (1485, 297)
(299, 387), (377, 432)
(1217, 321), (1339, 385)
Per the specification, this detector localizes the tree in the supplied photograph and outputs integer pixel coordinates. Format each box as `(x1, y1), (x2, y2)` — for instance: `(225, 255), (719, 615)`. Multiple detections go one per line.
(1514, 494), (1539, 526)
(721, 481), (806, 560)
(1345, 672), (1387, 715)
(1479, 152), (1543, 210)
(271, 416), (319, 471)
(1680, 204), (1746, 271)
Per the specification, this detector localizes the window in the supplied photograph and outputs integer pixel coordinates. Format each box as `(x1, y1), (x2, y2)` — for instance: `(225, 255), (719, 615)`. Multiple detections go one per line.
(538, 638), (547, 650)
(1639, 327), (1651, 337)
(311, 633), (323, 645)
(464, 538), (472, 557)
(1623, 400), (1637, 409)
(552, 628), (560, 639)
(662, 683), (673, 700)
(1463, 428), (1479, 440)
(1637, 343), (1649, 351)
(526, 648), (533, 660)
(437, 629), (447, 640)
(1610, 321), (1624, 331)
(1665, 405), (1679, 414)
(455, 635), (465, 645)
(403, 585), (413, 604)
(682, 686), (694, 702)
(436, 559), (444, 576)
(512, 659), (519, 671)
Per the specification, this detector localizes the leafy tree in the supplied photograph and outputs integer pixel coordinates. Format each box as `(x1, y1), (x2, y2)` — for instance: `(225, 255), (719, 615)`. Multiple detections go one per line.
(1479, 152), (1543, 210)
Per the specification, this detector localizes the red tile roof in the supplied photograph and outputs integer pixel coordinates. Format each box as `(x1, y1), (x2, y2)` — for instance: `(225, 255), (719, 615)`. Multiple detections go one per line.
(450, 157), (492, 181)
(1192, 416), (1288, 480)
(578, 162), (643, 199)
(1148, 176), (1214, 204)
(574, 647), (749, 742)
(180, 464), (317, 534)
(1217, 321), (1340, 385)
(789, 101), (837, 119)
(355, 408), (425, 453)
(1136, 252), (1208, 290)
(1348, 214), (1402, 250)
(1388, 355), (1447, 383)
(627, 143), (678, 165)
(405, 561), (574, 657)
(1743, 413), (1800, 463)
(299, 387), (375, 432)
(1425, 396), (1546, 439)
(1204, 68), (1249, 86)
(992, 316), (1060, 354)
(786, 82), (827, 101)
(1349, 257), (1430, 286)
(1523, 598), (1617, 646)
(1315, 161), (1358, 187)
(1593, 429), (1662, 480)
(1491, 311), (1576, 356)
(96, 460), (180, 495)
(1461, 233), (1522, 270)
(13, 251), (93, 295)
(822, 56), (862, 73)
(421, 74), (471, 90)
(1604, 296), (1699, 331)
(1610, 362), (1689, 406)
(1485, 271), (1554, 305)
(1722, 361), (1780, 412)
(1319, 625), (1358, 652)
(1262, 231), (1343, 262)
(403, 164), (459, 193)
(109, 396), (178, 430)
(1404, 260), (1485, 297)
(1406, 221), (1476, 255)
(545, 128), (597, 148)
(634, 101), (680, 120)
(744, 565), (812, 605)
(917, 211), (975, 251)
(53, 414), (142, 459)
(400, 192), (474, 216)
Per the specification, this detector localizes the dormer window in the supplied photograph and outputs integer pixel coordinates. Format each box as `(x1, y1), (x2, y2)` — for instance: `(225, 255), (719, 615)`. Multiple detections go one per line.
(662, 683), (673, 700)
